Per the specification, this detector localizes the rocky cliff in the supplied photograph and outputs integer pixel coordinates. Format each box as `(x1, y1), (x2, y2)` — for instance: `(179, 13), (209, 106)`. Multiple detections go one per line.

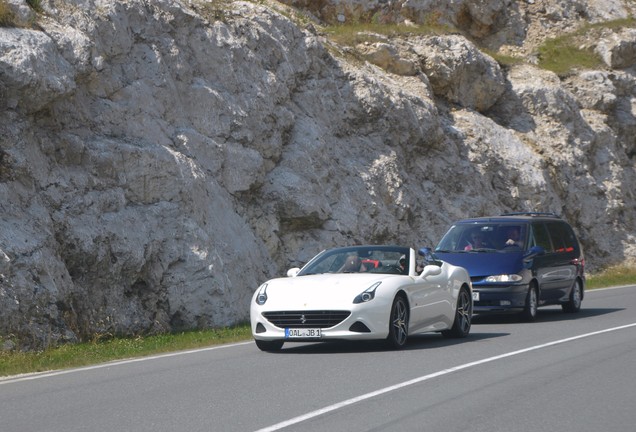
(1, 0), (635, 350)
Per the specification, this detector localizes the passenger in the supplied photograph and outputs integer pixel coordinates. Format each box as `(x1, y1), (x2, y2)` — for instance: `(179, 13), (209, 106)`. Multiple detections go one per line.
(339, 254), (367, 272)
(465, 231), (489, 250)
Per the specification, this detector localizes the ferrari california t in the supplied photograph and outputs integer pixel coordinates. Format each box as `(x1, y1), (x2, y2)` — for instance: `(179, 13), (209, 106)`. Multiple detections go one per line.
(250, 245), (473, 351)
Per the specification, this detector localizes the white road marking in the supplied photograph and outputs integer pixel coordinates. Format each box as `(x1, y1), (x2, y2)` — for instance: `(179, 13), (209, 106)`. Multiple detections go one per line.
(253, 322), (636, 432)
(0, 341), (253, 384)
(588, 284), (636, 292)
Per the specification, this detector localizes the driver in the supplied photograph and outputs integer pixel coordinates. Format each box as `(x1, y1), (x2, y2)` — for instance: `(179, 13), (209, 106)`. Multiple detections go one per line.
(505, 226), (523, 248)
(399, 255), (407, 273)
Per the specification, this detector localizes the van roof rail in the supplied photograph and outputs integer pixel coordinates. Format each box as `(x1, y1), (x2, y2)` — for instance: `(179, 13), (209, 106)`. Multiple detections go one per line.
(501, 212), (561, 218)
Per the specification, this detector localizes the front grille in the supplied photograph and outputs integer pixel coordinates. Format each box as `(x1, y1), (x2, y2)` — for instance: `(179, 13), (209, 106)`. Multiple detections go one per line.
(262, 310), (351, 328)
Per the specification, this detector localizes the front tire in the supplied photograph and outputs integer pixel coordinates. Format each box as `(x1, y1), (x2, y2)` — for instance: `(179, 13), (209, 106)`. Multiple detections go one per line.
(255, 339), (284, 352)
(386, 295), (409, 349)
(442, 286), (472, 338)
(521, 284), (538, 322)
(562, 279), (582, 313)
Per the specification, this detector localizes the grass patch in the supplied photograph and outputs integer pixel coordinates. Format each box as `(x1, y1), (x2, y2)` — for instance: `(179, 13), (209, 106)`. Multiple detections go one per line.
(0, 0), (16, 27)
(195, 0), (234, 23)
(537, 17), (636, 75)
(589, 17), (636, 31)
(0, 324), (251, 377)
(537, 38), (603, 75)
(482, 49), (526, 68)
(324, 22), (452, 47)
(0, 0), (42, 27)
(586, 264), (636, 289)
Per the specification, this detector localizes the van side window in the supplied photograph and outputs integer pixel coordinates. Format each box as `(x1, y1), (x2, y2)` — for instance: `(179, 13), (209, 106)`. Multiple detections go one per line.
(547, 222), (575, 253)
(532, 222), (553, 252)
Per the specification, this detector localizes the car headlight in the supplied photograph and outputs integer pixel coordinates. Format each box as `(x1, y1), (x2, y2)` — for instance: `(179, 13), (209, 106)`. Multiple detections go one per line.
(353, 282), (381, 304)
(255, 283), (268, 305)
(484, 274), (523, 283)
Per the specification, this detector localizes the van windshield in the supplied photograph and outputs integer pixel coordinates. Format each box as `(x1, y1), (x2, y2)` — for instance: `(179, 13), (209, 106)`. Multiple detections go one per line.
(436, 223), (528, 252)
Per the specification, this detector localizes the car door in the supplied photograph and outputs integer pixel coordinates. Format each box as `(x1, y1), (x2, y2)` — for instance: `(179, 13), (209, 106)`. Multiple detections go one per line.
(547, 221), (579, 299)
(529, 221), (558, 301)
(407, 264), (455, 331)
(536, 221), (578, 302)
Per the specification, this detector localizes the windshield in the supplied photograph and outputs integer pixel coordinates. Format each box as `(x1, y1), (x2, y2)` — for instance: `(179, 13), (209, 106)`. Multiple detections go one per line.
(298, 246), (411, 276)
(436, 223), (528, 252)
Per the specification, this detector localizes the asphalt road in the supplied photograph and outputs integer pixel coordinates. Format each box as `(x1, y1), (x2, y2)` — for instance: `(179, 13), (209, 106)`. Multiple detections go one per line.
(2, 285), (635, 432)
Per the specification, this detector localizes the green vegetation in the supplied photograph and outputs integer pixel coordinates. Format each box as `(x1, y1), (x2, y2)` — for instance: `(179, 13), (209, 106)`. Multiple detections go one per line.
(324, 21), (452, 47)
(0, 324), (251, 377)
(0, 0), (15, 27)
(2, 266), (635, 378)
(588, 17), (636, 32)
(197, 0), (234, 23)
(322, 15), (636, 76)
(0, 0), (41, 27)
(586, 264), (636, 289)
(537, 17), (636, 76)
(483, 49), (526, 68)
(26, 0), (42, 13)
(320, 19), (454, 64)
(537, 37), (603, 76)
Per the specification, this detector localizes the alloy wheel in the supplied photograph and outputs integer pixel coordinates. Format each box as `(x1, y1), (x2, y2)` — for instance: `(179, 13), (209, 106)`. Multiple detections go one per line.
(388, 296), (409, 348)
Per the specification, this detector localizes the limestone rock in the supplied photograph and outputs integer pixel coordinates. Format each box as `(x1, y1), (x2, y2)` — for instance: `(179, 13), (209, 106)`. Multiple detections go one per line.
(413, 35), (506, 112)
(596, 28), (636, 69)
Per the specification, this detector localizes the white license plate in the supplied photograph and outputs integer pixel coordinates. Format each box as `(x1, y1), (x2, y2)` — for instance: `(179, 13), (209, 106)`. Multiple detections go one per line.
(472, 291), (480, 301)
(285, 328), (322, 339)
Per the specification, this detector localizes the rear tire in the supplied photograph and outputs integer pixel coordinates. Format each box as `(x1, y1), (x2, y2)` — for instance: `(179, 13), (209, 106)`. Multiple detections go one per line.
(521, 284), (538, 322)
(442, 286), (472, 338)
(386, 295), (409, 349)
(255, 339), (284, 352)
(562, 279), (582, 313)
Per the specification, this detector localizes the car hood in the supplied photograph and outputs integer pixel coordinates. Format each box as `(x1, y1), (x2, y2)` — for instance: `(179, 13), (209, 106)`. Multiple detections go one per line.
(435, 251), (523, 278)
(255, 273), (395, 310)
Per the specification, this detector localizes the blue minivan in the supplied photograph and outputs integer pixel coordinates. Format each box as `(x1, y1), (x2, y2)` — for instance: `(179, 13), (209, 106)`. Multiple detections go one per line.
(428, 213), (585, 321)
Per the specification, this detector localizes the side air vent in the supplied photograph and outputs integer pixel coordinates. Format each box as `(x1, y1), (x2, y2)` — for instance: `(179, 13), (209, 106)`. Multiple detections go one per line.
(349, 321), (371, 333)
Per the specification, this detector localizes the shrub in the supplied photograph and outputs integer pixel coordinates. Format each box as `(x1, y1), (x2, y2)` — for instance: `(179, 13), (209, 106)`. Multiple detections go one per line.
(26, 0), (43, 13)
(0, 0), (16, 27)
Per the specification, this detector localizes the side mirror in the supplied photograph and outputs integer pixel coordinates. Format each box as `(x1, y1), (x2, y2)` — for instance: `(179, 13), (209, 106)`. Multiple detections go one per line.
(420, 265), (442, 278)
(287, 268), (300, 277)
(418, 247), (431, 257)
(524, 246), (545, 260)
(418, 247), (443, 267)
(523, 246), (545, 267)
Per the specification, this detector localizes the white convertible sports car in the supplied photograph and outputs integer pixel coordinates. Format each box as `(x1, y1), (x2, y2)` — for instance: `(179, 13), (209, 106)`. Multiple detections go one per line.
(250, 245), (473, 351)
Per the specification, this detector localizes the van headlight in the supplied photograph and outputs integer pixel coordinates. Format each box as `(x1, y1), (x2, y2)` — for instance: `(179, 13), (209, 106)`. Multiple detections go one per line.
(353, 282), (381, 304)
(484, 274), (523, 283)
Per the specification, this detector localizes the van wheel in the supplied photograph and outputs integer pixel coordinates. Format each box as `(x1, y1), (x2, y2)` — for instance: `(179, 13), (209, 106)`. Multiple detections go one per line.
(521, 285), (538, 322)
(562, 279), (582, 313)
